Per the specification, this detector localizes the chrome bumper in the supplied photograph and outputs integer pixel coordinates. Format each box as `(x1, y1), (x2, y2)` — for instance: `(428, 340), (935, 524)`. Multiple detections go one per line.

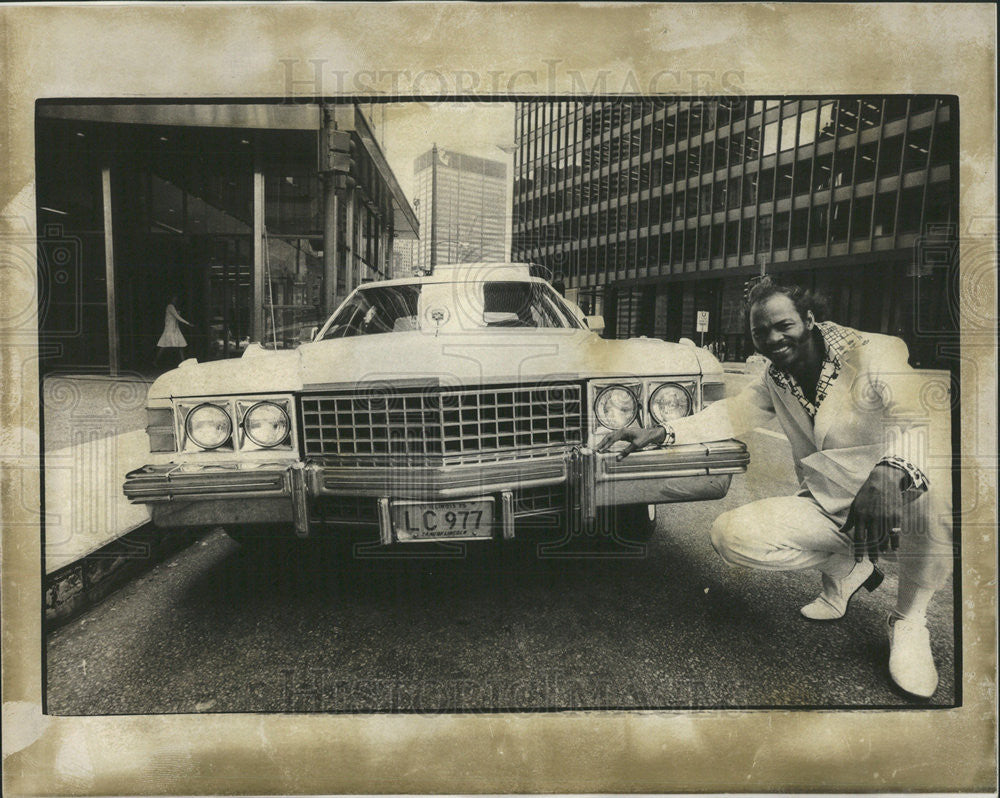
(124, 441), (749, 536)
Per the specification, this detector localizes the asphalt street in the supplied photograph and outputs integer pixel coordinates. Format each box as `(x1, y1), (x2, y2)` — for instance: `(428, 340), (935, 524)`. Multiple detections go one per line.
(45, 404), (957, 714)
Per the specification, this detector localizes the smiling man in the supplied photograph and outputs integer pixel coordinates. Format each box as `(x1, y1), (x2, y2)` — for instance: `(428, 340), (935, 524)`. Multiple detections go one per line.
(597, 278), (954, 699)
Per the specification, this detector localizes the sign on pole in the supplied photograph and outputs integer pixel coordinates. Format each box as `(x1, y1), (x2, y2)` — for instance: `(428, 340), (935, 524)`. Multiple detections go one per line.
(696, 311), (709, 332)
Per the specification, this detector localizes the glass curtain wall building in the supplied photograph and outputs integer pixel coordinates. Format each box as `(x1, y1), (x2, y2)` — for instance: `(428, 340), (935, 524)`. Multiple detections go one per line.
(512, 98), (957, 366)
(413, 146), (508, 270)
(35, 102), (418, 374)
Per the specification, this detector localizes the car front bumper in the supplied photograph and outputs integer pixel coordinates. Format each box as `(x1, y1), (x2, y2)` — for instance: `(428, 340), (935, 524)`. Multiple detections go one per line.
(123, 441), (749, 540)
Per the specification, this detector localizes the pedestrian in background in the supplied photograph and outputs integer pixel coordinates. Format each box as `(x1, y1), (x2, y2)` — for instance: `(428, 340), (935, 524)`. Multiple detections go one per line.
(155, 294), (194, 368)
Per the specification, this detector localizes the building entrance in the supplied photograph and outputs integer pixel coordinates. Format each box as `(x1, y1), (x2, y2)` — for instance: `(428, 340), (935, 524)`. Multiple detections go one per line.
(109, 124), (255, 373)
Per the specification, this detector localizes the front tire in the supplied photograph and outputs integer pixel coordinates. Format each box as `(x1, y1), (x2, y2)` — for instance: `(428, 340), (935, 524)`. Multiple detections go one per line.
(603, 503), (658, 544)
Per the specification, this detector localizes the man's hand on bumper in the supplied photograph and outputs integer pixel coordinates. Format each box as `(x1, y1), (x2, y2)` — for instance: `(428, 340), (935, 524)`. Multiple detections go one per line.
(595, 425), (668, 461)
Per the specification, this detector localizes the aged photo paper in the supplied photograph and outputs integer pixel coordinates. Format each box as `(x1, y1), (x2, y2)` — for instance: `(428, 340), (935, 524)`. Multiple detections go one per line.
(2, 3), (996, 794)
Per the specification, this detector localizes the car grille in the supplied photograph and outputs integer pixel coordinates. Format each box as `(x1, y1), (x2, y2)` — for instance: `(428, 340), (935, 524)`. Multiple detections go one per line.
(300, 383), (583, 466)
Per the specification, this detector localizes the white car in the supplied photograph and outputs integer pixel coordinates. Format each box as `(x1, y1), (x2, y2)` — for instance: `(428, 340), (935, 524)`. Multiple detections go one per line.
(124, 263), (748, 550)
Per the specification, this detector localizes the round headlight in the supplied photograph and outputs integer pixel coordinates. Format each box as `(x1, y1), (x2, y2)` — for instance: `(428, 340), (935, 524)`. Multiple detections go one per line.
(185, 403), (232, 449)
(649, 383), (692, 424)
(243, 401), (290, 448)
(594, 386), (639, 429)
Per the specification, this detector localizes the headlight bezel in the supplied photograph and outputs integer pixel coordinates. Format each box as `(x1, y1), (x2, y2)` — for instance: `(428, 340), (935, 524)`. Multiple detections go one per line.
(183, 402), (234, 451)
(240, 400), (292, 449)
(648, 382), (694, 425)
(587, 377), (700, 443)
(175, 395), (296, 454)
(593, 384), (641, 430)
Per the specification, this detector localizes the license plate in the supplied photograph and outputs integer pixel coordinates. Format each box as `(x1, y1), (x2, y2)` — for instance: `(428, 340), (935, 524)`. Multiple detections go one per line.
(392, 499), (494, 541)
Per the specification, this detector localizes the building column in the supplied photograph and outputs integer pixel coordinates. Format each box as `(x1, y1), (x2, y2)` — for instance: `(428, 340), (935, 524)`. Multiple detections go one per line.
(101, 165), (118, 375)
(379, 226), (389, 278)
(252, 142), (265, 343)
(345, 185), (356, 294)
(322, 174), (339, 317)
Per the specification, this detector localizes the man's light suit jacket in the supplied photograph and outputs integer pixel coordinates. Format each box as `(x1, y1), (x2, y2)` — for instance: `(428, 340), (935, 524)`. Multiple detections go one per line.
(670, 327), (933, 518)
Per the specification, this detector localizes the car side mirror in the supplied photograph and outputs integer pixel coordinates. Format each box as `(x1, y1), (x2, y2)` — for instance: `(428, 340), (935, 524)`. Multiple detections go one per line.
(585, 315), (605, 334)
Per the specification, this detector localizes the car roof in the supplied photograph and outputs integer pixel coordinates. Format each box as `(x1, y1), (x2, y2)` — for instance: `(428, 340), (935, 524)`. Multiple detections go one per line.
(360, 262), (548, 288)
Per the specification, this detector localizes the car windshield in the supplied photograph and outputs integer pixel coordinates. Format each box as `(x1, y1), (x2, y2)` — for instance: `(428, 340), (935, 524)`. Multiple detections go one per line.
(319, 281), (583, 339)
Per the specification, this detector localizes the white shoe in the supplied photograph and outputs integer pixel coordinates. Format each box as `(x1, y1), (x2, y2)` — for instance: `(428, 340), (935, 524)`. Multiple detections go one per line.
(887, 614), (938, 698)
(800, 560), (884, 621)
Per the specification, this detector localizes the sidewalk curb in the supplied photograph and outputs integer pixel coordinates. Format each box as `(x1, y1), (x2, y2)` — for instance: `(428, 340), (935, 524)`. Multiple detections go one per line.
(44, 524), (211, 632)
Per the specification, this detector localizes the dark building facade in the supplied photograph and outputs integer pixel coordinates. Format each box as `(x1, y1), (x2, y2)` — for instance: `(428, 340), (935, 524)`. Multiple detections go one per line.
(35, 102), (418, 374)
(512, 98), (957, 365)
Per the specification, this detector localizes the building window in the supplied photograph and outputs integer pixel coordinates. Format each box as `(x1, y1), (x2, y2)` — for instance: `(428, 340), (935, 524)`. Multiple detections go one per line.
(798, 107), (818, 147)
(773, 211), (791, 250)
(763, 121), (779, 157)
(930, 121), (955, 167)
(898, 186), (924, 233)
(726, 220), (739, 254)
(740, 218), (754, 252)
(791, 207), (809, 247)
(830, 200), (851, 242)
(698, 226), (711, 260)
(812, 153), (832, 191)
(728, 175), (741, 207)
(662, 156), (675, 184)
(658, 233), (672, 265)
(776, 163), (793, 199)
(885, 97), (908, 121)
(756, 214), (772, 252)
(810, 205), (829, 245)
(759, 167), (775, 203)
(873, 193), (896, 237)
(779, 116), (797, 151)
(878, 136), (904, 177)
(688, 146), (701, 177)
(715, 138), (729, 170)
(712, 179), (728, 211)
(742, 172), (758, 205)
(683, 228), (696, 262)
(686, 188), (699, 218)
(836, 101), (858, 136)
(817, 102), (836, 141)
(857, 141), (878, 182)
(924, 182), (952, 227)
(853, 195), (873, 238)
(711, 222), (724, 257)
(745, 126), (761, 161)
(703, 142), (714, 174)
(793, 160), (811, 195)
(699, 186), (712, 215)
(860, 99), (882, 128)
(729, 132), (744, 165)
(834, 147), (855, 186)
(904, 128), (931, 171)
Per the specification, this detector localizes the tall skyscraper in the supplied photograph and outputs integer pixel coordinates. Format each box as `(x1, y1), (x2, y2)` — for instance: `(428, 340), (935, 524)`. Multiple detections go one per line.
(413, 145), (508, 270)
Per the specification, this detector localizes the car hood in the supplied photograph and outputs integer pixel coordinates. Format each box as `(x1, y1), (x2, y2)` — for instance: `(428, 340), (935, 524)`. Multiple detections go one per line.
(148, 330), (710, 399)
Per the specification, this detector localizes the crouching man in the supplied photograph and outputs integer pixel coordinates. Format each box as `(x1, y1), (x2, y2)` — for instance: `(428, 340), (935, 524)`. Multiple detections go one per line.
(597, 279), (953, 699)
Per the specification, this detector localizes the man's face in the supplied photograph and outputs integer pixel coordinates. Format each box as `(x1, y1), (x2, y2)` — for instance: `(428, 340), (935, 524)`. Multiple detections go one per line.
(749, 294), (815, 371)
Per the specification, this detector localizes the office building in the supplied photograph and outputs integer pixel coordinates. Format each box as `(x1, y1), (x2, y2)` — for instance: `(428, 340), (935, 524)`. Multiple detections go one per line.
(512, 98), (957, 365)
(35, 102), (418, 373)
(413, 145), (508, 269)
